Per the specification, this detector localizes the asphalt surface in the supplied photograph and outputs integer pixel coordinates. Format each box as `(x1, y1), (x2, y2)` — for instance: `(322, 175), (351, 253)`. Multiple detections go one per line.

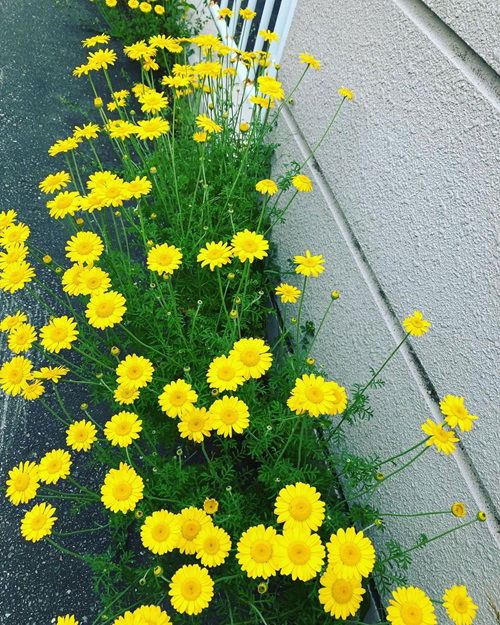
(0, 2), (124, 623)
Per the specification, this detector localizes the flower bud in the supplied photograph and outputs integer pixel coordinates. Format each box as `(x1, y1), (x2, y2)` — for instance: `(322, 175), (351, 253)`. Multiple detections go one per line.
(451, 502), (466, 518)
(43, 255), (52, 264)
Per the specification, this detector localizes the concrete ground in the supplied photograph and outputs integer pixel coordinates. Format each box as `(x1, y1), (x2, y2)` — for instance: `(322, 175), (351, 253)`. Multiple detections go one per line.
(0, 1), (121, 623)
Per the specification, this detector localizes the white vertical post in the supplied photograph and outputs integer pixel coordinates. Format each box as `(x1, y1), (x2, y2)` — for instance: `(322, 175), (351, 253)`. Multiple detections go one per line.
(238, 0), (258, 51)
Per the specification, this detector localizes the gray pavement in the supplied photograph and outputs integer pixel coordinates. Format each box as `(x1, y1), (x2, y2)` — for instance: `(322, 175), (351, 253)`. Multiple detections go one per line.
(0, 2), (121, 623)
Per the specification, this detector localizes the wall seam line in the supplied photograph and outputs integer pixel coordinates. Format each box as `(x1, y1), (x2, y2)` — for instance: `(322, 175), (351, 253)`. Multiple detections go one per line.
(279, 103), (500, 548)
(390, 0), (500, 111)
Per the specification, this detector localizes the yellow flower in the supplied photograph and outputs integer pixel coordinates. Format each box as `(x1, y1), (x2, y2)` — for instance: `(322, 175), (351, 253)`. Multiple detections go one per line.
(288, 373), (347, 417)
(147, 243), (183, 275)
(56, 616), (79, 625)
(257, 75), (284, 101)
(0, 355), (33, 396)
(259, 29), (280, 42)
(126, 176), (152, 199)
(0, 260), (35, 293)
(275, 283), (301, 303)
(439, 395), (478, 432)
(209, 395), (250, 437)
(207, 354), (245, 392)
(443, 585), (478, 625)
(299, 52), (321, 70)
(203, 498), (219, 515)
(40, 316), (78, 353)
(230, 337), (272, 380)
(231, 230), (269, 263)
(194, 524), (231, 567)
(46, 191), (81, 218)
(82, 33), (110, 48)
(6, 461), (40, 505)
(21, 380), (45, 400)
(319, 566), (365, 619)
(39, 171), (71, 194)
(139, 90), (169, 114)
(33, 366), (69, 382)
(86, 290), (127, 329)
(154, 4), (165, 14)
(139, 1), (152, 13)
(0, 223), (29, 248)
(275, 527), (325, 581)
(195, 114), (222, 134)
(65, 231), (104, 264)
(338, 87), (354, 100)
(114, 383), (140, 405)
(66, 420), (98, 452)
(101, 462), (144, 513)
(255, 179), (278, 195)
(0, 311), (27, 332)
(236, 524), (279, 579)
(8, 323), (37, 353)
(38, 449), (72, 484)
(62, 264), (86, 296)
(197, 241), (233, 271)
(0, 242), (29, 269)
(116, 354), (154, 389)
(104, 411), (142, 447)
(79, 266), (111, 296)
(158, 379), (198, 418)
(73, 123), (100, 140)
(193, 131), (208, 143)
(451, 502), (466, 518)
(136, 117), (170, 140)
(218, 8), (233, 18)
(48, 137), (80, 157)
(169, 564), (214, 615)
(87, 48), (117, 70)
(0, 209), (17, 230)
(387, 586), (436, 625)
(177, 506), (212, 554)
(326, 527), (376, 579)
(402, 310), (431, 336)
(275, 482), (325, 532)
(239, 122), (250, 132)
(240, 8), (256, 19)
(133, 605), (171, 624)
(178, 407), (214, 443)
(141, 509), (181, 554)
(292, 174), (313, 192)
(294, 250), (325, 277)
(421, 419), (459, 455)
(21, 502), (57, 542)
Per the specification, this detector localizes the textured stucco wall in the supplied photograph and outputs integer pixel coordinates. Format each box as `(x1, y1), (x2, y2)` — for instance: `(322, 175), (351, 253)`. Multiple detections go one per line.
(272, 0), (500, 621)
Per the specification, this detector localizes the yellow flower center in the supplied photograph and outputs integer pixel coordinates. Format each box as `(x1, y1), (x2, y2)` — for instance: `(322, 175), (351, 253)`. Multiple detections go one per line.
(75, 241), (93, 254)
(203, 536), (220, 554)
(288, 541), (311, 565)
(8, 368), (24, 383)
(116, 421), (132, 435)
(188, 416), (205, 431)
(305, 385), (324, 404)
(13, 473), (30, 491)
(8, 269), (24, 284)
(157, 251), (173, 266)
(330, 579), (354, 604)
(250, 540), (273, 563)
(400, 602), (423, 625)
(339, 542), (361, 566)
(182, 520), (200, 540)
(105, 185), (121, 199)
(126, 365), (143, 380)
(434, 428), (450, 443)
(96, 301), (115, 317)
(51, 327), (68, 341)
(453, 596), (468, 614)
(56, 196), (73, 209)
(289, 496), (313, 521)
(113, 481), (133, 501)
(241, 238), (258, 252)
(220, 408), (239, 424)
(30, 513), (48, 530)
(181, 579), (202, 601)
(47, 459), (63, 474)
(74, 428), (88, 442)
(170, 390), (187, 405)
(151, 523), (170, 542)
(240, 349), (260, 366)
(217, 365), (236, 381)
(301, 257), (317, 267)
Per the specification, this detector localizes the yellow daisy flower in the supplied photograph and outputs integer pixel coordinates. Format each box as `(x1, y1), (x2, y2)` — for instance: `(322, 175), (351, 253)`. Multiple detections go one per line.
(231, 230), (269, 263)
(126, 176), (152, 199)
(0, 355), (33, 396)
(7, 323), (37, 353)
(439, 395), (478, 432)
(20, 502), (57, 542)
(48, 137), (80, 157)
(32, 366), (69, 383)
(209, 395), (250, 437)
(240, 8), (256, 19)
(169, 564), (214, 615)
(178, 407), (213, 443)
(230, 337), (273, 380)
(66, 419), (98, 452)
(294, 250), (325, 277)
(79, 266), (111, 296)
(287, 373), (347, 417)
(197, 241), (233, 271)
(275, 527), (325, 581)
(139, 90), (169, 114)
(6, 460), (40, 505)
(46, 191), (81, 219)
(275, 283), (301, 303)
(40, 316), (78, 353)
(318, 566), (365, 619)
(22, 380), (45, 400)
(133, 605), (171, 625)
(104, 411), (142, 447)
(0, 311), (27, 332)
(38, 449), (72, 484)
(141, 509), (181, 554)
(177, 506), (212, 554)
(56, 615), (79, 625)
(299, 52), (321, 70)
(82, 33), (111, 47)
(386, 586), (436, 625)
(0, 260), (35, 293)
(193, 131), (208, 143)
(114, 383), (140, 405)
(194, 524), (231, 567)
(236, 524), (279, 579)
(135, 117), (170, 140)
(274, 482), (325, 532)
(292, 174), (313, 192)
(0, 209), (17, 231)
(158, 379), (198, 418)
(116, 354), (154, 389)
(338, 87), (354, 100)
(326, 527), (376, 579)
(195, 114), (222, 134)
(421, 419), (459, 455)
(101, 462), (144, 514)
(0, 222), (30, 247)
(255, 179), (278, 195)
(62, 264), (86, 296)
(402, 310), (431, 336)
(203, 498), (219, 515)
(73, 123), (100, 140)
(443, 585), (478, 625)
(87, 48), (117, 70)
(65, 231), (104, 264)
(0, 242), (29, 269)
(207, 354), (245, 392)
(86, 290), (127, 329)
(257, 76), (284, 101)
(147, 243), (183, 276)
